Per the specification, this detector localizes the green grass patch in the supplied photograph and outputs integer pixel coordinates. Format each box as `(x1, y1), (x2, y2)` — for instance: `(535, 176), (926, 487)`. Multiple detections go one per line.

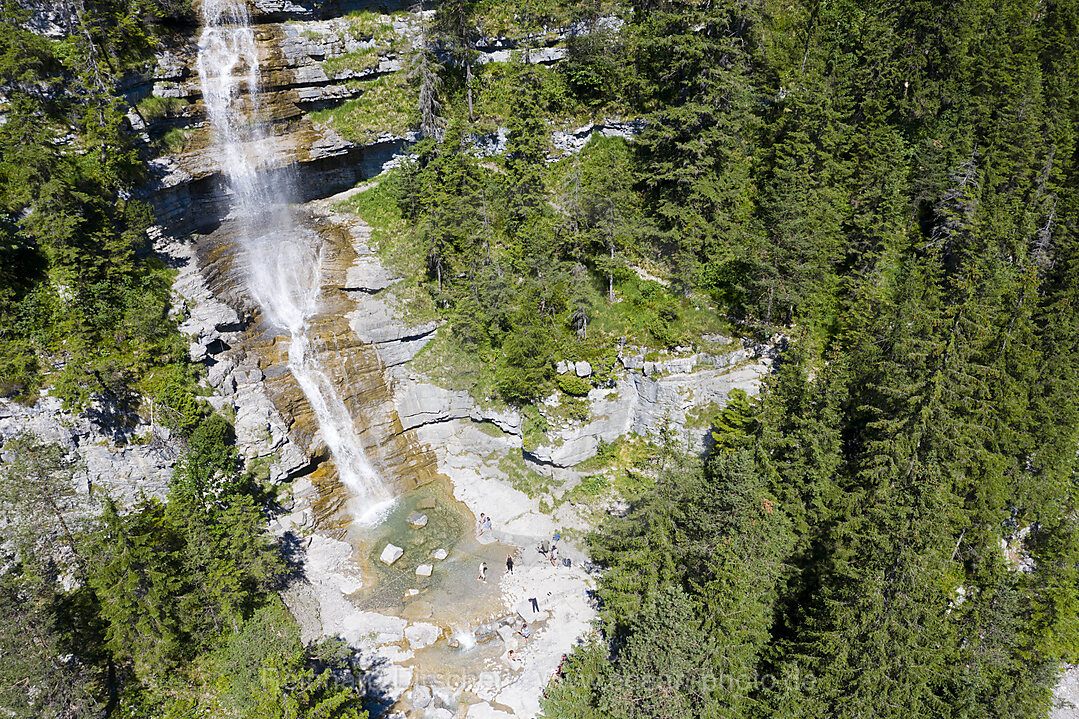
(309, 73), (417, 144)
(576, 435), (658, 474)
(322, 48), (380, 76)
(685, 401), (723, 430)
(549, 395), (591, 423)
(522, 404), (550, 450)
(496, 451), (556, 499)
(346, 9), (397, 41)
(412, 331), (499, 402)
(475, 420), (507, 437)
(472, 0), (574, 40)
(565, 473), (610, 502)
(136, 95), (188, 121)
(576, 437), (622, 472)
(587, 272), (733, 350)
(160, 127), (193, 154)
(337, 176), (408, 244)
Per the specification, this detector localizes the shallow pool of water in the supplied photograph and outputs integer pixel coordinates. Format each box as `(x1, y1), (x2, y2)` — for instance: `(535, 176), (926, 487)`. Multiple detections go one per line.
(343, 481), (512, 626)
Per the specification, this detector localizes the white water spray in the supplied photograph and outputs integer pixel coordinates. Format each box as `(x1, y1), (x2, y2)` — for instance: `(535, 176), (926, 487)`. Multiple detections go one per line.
(196, 0), (391, 520)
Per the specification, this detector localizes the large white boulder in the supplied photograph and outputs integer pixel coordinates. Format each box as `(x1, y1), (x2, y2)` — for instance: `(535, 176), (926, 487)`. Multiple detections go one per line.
(405, 622), (442, 649)
(364, 661), (413, 704)
(411, 684), (433, 708)
(515, 600), (549, 624)
(380, 543), (404, 565)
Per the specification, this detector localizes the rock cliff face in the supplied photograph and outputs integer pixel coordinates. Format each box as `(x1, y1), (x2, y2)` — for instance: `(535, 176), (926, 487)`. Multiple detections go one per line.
(0, 396), (179, 506)
(135, 5), (633, 234)
(139, 10), (420, 234)
(169, 199), (445, 529)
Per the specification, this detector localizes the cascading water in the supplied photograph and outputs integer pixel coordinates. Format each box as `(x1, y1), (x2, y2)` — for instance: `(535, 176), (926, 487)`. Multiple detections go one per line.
(196, 0), (392, 522)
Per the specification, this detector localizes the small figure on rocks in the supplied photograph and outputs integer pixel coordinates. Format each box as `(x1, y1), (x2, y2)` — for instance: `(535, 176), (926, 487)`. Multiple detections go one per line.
(478, 562), (488, 583)
(519, 623), (531, 639)
(477, 513), (487, 535)
(506, 554), (514, 574)
(549, 544), (559, 567)
(483, 515), (493, 534)
(529, 597), (539, 613)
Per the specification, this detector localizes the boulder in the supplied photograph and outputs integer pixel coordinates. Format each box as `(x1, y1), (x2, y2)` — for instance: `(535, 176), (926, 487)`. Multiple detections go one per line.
(407, 511), (429, 528)
(234, 367), (264, 384)
(411, 684), (433, 708)
(431, 548), (448, 560)
(473, 624), (498, 643)
(575, 360), (592, 377)
(264, 364), (290, 380)
(269, 442), (310, 482)
(364, 662), (413, 705)
(415, 563), (433, 577)
(516, 600), (549, 624)
(404, 622), (441, 649)
(495, 625), (518, 649)
(529, 434), (600, 468)
(380, 544), (404, 565)
(556, 360), (572, 374)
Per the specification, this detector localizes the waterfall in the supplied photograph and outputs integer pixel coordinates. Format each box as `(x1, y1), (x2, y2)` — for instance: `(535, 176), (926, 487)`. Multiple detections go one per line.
(196, 0), (392, 523)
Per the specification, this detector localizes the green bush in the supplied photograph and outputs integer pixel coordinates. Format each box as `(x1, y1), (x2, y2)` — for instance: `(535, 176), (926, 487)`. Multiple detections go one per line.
(557, 372), (591, 396)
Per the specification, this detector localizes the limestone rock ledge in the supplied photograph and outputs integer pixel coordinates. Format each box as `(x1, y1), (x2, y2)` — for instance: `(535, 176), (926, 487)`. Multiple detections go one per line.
(0, 396), (178, 506)
(159, 231), (314, 483)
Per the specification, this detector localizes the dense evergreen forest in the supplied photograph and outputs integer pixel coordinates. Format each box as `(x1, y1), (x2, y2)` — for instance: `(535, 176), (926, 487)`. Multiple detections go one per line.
(382, 0), (1079, 715)
(1, 0), (1078, 716)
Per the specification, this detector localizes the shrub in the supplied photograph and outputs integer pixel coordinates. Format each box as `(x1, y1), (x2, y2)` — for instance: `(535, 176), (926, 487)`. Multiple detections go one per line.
(557, 373), (591, 396)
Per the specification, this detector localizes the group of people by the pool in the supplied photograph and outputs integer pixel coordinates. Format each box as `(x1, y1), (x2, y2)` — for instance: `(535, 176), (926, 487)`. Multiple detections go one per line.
(472, 514), (567, 645)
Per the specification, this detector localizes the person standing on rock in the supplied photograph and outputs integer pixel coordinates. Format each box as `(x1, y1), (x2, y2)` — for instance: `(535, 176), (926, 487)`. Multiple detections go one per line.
(483, 515), (492, 534)
(549, 544), (559, 567)
(478, 562), (488, 582)
(506, 554), (514, 574)
(478, 513), (487, 535)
